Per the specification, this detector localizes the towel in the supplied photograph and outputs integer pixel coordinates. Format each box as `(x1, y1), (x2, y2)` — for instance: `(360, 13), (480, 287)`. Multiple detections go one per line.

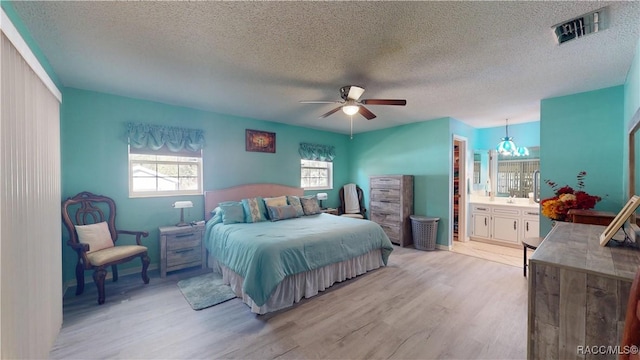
(344, 183), (360, 214)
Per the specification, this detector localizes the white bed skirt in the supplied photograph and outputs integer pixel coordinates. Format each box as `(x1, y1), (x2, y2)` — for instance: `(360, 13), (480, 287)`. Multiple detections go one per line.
(208, 249), (384, 314)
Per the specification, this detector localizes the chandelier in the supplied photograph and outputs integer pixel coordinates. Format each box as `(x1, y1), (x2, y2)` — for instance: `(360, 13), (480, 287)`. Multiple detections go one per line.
(496, 119), (528, 156)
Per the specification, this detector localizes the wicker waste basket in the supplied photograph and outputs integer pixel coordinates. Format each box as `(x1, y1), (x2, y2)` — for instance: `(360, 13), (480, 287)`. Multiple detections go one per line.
(410, 215), (440, 251)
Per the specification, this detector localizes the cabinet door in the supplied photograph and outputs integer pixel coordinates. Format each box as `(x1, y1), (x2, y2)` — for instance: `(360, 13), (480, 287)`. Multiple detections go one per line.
(522, 219), (539, 239)
(473, 214), (490, 238)
(492, 216), (520, 244)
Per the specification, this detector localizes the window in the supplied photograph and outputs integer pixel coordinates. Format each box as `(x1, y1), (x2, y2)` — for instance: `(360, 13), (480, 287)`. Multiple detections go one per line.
(129, 151), (203, 197)
(496, 159), (539, 198)
(301, 160), (333, 190)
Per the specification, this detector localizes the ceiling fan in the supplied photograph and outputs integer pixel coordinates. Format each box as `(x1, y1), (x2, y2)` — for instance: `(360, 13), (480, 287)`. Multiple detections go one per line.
(300, 85), (407, 120)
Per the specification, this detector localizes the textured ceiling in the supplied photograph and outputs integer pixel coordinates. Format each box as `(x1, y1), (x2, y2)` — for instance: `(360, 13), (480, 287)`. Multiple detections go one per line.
(10, 1), (640, 134)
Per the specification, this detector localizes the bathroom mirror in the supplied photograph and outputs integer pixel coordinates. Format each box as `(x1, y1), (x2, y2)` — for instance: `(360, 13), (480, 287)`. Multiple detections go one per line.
(473, 152), (481, 184)
(476, 146), (540, 198)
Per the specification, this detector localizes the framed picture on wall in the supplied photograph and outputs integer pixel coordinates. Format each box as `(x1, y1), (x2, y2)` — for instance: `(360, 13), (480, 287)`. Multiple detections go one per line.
(246, 129), (276, 153)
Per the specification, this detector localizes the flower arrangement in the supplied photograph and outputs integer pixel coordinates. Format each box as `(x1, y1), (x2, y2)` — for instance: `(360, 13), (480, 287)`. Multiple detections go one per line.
(541, 171), (602, 221)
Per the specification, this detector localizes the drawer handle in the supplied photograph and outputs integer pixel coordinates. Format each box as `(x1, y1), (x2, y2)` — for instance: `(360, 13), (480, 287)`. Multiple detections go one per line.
(513, 221), (517, 230)
(526, 212), (539, 216)
(175, 233), (195, 238)
(379, 189), (390, 192)
(526, 222), (529, 231)
(175, 248), (195, 254)
(484, 218), (487, 226)
(477, 207), (487, 211)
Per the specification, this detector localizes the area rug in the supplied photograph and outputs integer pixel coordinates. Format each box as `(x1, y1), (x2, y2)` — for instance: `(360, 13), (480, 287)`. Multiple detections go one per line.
(177, 272), (236, 310)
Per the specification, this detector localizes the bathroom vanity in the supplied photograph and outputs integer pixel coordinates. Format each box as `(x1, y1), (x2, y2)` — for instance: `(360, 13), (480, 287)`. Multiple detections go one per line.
(470, 197), (540, 248)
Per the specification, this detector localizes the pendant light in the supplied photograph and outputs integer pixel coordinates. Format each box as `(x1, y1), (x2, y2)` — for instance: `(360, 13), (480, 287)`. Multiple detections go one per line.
(496, 119), (528, 156)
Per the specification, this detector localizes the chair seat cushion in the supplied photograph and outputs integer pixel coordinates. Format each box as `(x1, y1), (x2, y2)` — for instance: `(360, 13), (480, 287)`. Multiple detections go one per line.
(341, 213), (364, 219)
(87, 245), (148, 266)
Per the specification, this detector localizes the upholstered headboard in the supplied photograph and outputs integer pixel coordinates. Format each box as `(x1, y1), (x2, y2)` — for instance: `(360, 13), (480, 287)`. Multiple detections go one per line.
(204, 183), (304, 221)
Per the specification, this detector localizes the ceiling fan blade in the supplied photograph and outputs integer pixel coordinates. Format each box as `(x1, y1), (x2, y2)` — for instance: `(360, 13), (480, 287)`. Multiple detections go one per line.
(319, 106), (343, 119)
(300, 100), (340, 104)
(360, 99), (407, 106)
(358, 106), (377, 120)
(347, 86), (365, 101)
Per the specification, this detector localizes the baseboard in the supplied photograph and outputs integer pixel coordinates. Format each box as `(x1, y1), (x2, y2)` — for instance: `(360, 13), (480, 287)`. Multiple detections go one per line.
(62, 263), (159, 297)
(437, 243), (452, 251)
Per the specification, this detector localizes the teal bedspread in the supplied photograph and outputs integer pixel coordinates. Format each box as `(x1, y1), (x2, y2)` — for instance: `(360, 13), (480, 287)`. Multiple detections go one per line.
(204, 213), (393, 306)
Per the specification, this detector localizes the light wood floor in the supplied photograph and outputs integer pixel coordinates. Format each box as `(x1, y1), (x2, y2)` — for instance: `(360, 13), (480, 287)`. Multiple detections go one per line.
(51, 247), (528, 360)
(451, 240), (532, 268)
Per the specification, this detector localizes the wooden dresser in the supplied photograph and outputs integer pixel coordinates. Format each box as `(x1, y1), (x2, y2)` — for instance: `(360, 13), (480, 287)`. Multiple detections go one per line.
(370, 175), (414, 247)
(528, 222), (640, 359)
(159, 223), (205, 278)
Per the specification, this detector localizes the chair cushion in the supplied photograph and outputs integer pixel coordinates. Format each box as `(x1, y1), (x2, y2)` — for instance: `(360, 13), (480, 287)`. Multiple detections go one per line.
(86, 245), (148, 266)
(75, 221), (114, 253)
(341, 213), (364, 219)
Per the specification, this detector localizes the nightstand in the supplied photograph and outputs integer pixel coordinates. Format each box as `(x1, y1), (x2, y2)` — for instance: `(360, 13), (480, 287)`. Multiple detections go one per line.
(159, 223), (205, 278)
(321, 208), (339, 215)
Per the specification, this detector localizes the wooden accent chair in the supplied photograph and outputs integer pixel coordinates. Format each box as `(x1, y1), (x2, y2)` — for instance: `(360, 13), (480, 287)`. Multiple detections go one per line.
(62, 192), (150, 304)
(621, 265), (640, 360)
(338, 184), (367, 219)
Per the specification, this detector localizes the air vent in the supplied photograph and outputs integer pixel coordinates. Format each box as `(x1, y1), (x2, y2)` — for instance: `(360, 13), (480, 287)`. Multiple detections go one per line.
(553, 8), (605, 45)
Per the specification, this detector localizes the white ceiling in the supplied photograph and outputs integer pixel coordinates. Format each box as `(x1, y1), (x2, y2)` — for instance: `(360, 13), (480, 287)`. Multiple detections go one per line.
(10, 1), (640, 134)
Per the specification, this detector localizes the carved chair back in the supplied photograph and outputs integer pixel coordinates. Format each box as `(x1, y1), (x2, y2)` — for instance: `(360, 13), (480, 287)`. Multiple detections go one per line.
(62, 192), (119, 264)
(338, 184), (366, 216)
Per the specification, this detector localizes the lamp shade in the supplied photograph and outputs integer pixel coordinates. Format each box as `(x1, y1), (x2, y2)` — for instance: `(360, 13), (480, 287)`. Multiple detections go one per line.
(316, 193), (328, 201)
(342, 105), (359, 116)
(496, 136), (516, 155)
(172, 201), (193, 209)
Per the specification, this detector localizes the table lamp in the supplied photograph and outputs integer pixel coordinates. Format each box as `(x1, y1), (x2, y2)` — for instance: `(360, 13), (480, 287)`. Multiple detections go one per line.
(172, 201), (193, 227)
(316, 193), (328, 209)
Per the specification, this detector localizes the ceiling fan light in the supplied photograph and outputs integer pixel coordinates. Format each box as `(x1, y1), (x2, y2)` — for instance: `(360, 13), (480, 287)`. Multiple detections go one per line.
(342, 105), (359, 116)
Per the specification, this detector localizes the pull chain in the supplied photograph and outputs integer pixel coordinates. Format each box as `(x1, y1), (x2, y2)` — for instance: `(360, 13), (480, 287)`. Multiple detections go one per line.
(350, 114), (353, 140)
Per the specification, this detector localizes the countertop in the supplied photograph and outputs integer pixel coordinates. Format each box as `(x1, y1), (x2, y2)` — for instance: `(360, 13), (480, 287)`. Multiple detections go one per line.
(530, 222), (640, 281)
(469, 196), (540, 210)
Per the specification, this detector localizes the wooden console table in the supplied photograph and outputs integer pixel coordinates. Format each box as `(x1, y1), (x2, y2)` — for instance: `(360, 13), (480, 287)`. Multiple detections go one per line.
(527, 222), (640, 359)
(568, 209), (616, 226)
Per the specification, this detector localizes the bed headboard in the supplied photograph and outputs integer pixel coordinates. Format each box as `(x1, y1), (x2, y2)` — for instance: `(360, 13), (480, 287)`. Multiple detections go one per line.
(204, 183), (304, 221)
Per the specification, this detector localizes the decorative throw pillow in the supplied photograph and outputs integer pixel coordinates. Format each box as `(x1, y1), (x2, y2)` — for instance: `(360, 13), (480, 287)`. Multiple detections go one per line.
(242, 197), (267, 223)
(209, 207), (223, 225)
(300, 195), (321, 215)
(267, 205), (300, 222)
(264, 196), (288, 208)
(75, 221), (114, 253)
(287, 195), (305, 217)
(219, 201), (246, 225)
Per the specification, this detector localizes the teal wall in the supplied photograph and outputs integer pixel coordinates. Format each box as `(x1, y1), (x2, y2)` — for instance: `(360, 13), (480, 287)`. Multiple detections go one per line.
(61, 88), (350, 282)
(540, 86), (625, 235)
(348, 118), (476, 247)
(474, 121), (540, 151)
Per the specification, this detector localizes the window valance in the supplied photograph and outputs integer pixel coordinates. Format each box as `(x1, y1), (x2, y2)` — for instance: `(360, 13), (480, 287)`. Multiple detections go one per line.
(127, 123), (205, 153)
(299, 142), (335, 162)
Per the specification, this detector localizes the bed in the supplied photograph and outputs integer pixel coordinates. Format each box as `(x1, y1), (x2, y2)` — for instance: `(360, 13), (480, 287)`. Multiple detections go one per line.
(203, 183), (394, 314)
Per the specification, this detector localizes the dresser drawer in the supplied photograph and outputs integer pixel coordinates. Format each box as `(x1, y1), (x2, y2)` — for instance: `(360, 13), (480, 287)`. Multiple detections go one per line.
(378, 223), (400, 243)
(371, 212), (400, 225)
(371, 177), (401, 189)
(166, 231), (201, 250)
(371, 188), (401, 202)
(371, 200), (400, 214)
(167, 246), (202, 268)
